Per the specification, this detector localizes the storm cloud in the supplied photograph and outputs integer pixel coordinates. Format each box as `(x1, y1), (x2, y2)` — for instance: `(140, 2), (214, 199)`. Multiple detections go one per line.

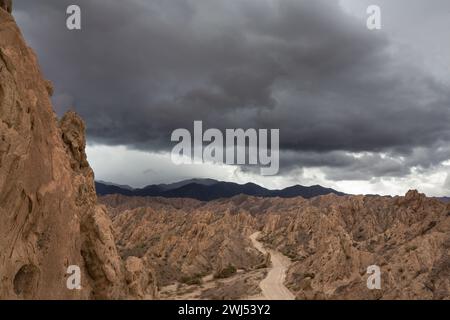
(13, 0), (450, 186)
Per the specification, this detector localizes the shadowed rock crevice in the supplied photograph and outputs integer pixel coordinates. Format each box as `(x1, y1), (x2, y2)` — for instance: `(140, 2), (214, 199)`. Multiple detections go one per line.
(13, 264), (40, 299)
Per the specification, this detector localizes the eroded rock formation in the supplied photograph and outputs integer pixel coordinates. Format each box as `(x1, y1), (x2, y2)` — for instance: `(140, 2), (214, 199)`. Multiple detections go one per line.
(0, 0), (12, 14)
(0, 9), (153, 299)
(259, 191), (450, 299)
(102, 191), (449, 300)
(106, 197), (264, 286)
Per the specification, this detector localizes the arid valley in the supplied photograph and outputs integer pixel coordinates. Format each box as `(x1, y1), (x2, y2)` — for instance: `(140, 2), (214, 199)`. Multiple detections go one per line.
(98, 192), (450, 300)
(1, 1), (449, 302)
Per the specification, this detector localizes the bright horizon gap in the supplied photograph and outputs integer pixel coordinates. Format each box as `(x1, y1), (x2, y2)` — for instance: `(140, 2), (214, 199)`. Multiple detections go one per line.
(86, 144), (449, 197)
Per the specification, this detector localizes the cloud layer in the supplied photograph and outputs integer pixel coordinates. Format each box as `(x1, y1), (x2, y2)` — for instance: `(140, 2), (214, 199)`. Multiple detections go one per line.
(13, 0), (450, 191)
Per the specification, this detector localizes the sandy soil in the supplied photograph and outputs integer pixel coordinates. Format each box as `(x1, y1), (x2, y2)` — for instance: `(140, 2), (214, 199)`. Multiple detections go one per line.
(157, 231), (295, 300)
(158, 269), (266, 300)
(249, 232), (295, 300)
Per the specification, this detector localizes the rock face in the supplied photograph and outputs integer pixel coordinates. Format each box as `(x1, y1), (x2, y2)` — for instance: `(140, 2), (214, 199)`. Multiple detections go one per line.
(0, 0), (12, 14)
(0, 10), (151, 299)
(124, 256), (158, 299)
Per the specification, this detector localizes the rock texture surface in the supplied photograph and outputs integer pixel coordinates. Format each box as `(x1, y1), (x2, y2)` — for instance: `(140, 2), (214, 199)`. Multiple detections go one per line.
(105, 197), (264, 286)
(259, 191), (450, 299)
(0, 0), (12, 14)
(102, 192), (450, 300)
(0, 10), (151, 299)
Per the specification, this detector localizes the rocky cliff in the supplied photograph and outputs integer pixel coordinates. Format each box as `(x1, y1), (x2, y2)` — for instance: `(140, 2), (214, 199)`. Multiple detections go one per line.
(0, 8), (154, 299)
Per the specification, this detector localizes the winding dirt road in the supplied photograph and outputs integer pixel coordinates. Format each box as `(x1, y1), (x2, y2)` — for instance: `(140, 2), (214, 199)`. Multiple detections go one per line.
(250, 232), (295, 300)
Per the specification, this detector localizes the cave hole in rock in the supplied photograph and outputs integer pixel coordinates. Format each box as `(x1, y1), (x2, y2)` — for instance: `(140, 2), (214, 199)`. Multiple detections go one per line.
(13, 264), (40, 298)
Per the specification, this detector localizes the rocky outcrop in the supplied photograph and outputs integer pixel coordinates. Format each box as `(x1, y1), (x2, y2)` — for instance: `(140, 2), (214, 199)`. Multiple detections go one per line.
(0, 9), (152, 299)
(124, 256), (158, 299)
(0, 0), (12, 14)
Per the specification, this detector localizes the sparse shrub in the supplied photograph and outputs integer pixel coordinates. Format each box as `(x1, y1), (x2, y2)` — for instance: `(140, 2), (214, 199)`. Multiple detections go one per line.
(121, 243), (148, 259)
(214, 264), (237, 279)
(180, 274), (203, 285)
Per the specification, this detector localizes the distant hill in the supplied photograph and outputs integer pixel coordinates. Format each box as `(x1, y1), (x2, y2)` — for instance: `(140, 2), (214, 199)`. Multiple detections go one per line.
(95, 179), (345, 201)
(154, 178), (219, 191)
(437, 197), (450, 203)
(96, 180), (134, 190)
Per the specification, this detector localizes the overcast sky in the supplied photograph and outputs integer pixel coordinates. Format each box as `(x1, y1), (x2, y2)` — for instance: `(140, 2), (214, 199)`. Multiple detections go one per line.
(13, 0), (450, 196)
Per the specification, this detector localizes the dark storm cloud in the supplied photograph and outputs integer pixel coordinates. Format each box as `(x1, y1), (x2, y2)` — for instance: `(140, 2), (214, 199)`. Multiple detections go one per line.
(13, 0), (450, 179)
(239, 140), (450, 181)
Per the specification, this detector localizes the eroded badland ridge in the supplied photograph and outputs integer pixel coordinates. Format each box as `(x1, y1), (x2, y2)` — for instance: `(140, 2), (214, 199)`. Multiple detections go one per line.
(0, 5), (449, 300)
(101, 192), (449, 300)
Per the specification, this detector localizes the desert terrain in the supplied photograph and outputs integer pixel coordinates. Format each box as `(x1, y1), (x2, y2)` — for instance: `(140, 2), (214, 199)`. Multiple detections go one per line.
(1, 3), (449, 300)
(99, 192), (449, 300)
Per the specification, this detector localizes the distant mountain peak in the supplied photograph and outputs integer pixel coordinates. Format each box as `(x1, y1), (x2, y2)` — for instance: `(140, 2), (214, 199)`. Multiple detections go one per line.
(95, 179), (345, 201)
(97, 180), (134, 191)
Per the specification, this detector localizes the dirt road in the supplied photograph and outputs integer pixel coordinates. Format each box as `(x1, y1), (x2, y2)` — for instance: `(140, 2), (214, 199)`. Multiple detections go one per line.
(250, 232), (295, 300)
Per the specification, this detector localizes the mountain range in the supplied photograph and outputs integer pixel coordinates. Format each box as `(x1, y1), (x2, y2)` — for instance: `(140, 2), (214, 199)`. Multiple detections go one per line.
(95, 179), (345, 201)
